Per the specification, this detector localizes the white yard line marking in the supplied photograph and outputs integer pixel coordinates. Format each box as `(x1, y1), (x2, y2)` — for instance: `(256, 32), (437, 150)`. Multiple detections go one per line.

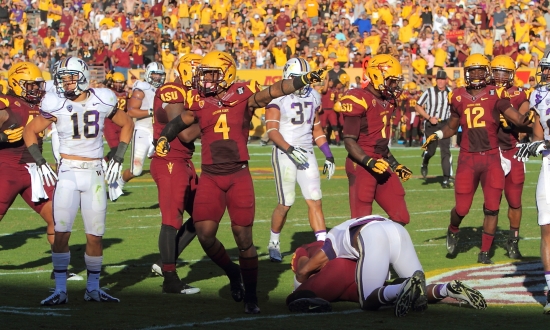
(139, 309), (362, 330)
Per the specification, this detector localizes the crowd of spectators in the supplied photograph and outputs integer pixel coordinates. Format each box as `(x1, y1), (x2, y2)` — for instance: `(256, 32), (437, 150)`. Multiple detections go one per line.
(0, 0), (549, 88)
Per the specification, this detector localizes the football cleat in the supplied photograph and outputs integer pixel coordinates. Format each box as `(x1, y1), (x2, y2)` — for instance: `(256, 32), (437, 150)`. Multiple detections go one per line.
(442, 178), (455, 189)
(268, 241), (283, 262)
(151, 259), (163, 277)
(288, 297), (332, 313)
(394, 270), (427, 317)
(244, 297), (261, 314)
(506, 238), (523, 259)
(477, 251), (494, 264)
(228, 263), (245, 302)
(84, 289), (120, 302)
(446, 230), (459, 256)
(420, 164), (428, 179)
(162, 271), (200, 294)
(446, 280), (487, 310)
(41, 291), (68, 306)
(543, 293), (550, 314)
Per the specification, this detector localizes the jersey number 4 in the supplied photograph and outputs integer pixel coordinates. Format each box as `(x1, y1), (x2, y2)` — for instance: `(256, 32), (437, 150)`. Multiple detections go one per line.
(214, 113), (230, 139)
(71, 110), (100, 139)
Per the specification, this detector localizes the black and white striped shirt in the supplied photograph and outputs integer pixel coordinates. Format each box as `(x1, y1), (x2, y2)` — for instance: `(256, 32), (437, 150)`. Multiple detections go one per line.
(417, 86), (451, 120)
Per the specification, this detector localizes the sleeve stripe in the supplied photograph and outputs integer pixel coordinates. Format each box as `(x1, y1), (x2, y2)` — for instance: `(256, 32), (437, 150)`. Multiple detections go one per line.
(266, 104), (280, 110)
(340, 95), (368, 109)
(0, 97), (9, 108)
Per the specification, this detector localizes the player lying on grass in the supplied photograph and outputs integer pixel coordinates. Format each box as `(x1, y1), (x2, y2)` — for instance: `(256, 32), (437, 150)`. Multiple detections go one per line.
(286, 215), (487, 316)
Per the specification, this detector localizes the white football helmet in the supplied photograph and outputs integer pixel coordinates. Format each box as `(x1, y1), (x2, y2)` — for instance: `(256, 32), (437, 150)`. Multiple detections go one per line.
(55, 57), (90, 99)
(283, 58), (312, 96)
(536, 51), (550, 86)
(145, 62), (166, 88)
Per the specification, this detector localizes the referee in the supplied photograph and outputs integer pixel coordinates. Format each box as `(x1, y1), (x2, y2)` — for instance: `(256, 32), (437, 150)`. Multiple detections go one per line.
(415, 70), (454, 188)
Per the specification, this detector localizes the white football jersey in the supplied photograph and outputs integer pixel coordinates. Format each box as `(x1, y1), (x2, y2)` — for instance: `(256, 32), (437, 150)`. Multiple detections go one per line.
(267, 89), (322, 149)
(40, 88), (117, 159)
(531, 86), (550, 142)
(132, 80), (155, 130)
(44, 80), (56, 94)
(325, 215), (391, 260)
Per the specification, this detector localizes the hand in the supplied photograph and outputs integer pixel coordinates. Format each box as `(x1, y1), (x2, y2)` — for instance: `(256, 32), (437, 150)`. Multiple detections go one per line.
(0, 125), (24, 143)
(286, 145), (309, 165)
(323, 157), (335, 179)
(37, 161), (58, 187)
(365, 157), (389, 174)
(302, 67), (330, 84)
(394, 164), (413, 182)
(155, 136), (170, 157)
(105, 156), (123, 185)
(499, 114), (509, 128)
(421, 133), (439, 150)
(429, 117), (439, 125)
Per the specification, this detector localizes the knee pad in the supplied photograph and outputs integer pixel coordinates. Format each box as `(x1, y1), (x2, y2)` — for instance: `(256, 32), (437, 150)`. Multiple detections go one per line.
(483, 205), (499, 216)
(131, 160), (144, 177)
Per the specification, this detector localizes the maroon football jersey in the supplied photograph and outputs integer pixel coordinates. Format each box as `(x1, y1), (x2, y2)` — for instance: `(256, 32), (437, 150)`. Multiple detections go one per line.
(321, 87), (337, 109)
(0, 95), (43, 164)
(497, 86), (529, 150)
(153, 82), (196, 161)
(404, 93), (419, 117)
(449, 86), (512, 153)
(103, 90), (127, 147)
(185, 81), (261, 172)
(341, 88), (394, 158)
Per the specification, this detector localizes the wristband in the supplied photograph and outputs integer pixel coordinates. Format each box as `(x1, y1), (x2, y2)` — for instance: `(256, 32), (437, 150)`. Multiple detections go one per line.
(435, 130), (444, 139)
(319, 142), (333, 158)
(113, 141), (128, 162)
(28, 143), (46, 166)
(387, 154), (399, 171)
(361, 156), (373, 167)
(0, 132), (7, 143)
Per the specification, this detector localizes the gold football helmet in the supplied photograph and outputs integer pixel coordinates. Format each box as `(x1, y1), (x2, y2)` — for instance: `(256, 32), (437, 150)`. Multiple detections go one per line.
(455, 77), (466, 88)
(339, 73), (350, 87)
(177, 54), (202, 88)
(8, 62), (45, 103)
(408, 82), (418, 94)
(197, 51), (237, 96)
(491, 55), (516, 88)
(364, 54), (404, 99)
(111, 72), (126, 93)
(464, 54), (491, 89)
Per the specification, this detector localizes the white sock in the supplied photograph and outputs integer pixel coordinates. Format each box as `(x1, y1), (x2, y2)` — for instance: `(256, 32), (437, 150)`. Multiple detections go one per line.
(52, 252), (70, 293)
(315, 230), (326, 241)
(382, 283), (403, 302)
(270, 230), (280, 243)
(85, 254), (103, 292)
(439, 284), (449, 297)
(545, 273), (550, 293)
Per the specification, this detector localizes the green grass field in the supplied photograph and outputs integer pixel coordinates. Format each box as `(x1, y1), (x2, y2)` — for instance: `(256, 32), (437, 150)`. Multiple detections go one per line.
(0, 142), (548, 329)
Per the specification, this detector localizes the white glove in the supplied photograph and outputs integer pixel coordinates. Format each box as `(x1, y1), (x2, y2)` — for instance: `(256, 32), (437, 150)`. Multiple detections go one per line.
(38, 163), (58, 187)
(105, 157), (123, 185)
(286, 146), (309, 165)
(323, 157), (335, 180)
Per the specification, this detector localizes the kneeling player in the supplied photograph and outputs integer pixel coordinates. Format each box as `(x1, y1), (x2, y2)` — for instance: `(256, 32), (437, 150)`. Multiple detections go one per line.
(287, 215), (487, 316)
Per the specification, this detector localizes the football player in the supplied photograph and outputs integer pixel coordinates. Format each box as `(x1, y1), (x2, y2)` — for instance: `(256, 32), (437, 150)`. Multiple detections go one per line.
(422, 54), (534, 264)
(155, 51), (327, 314)
(0, 63), (54, 245)
(23, 57), (134, 305)
(491, 55), (531, 260)
(513, 52), (550, 314)
(341, 54), (413, 224)
(319, 75), (338, 145)
(264, 58), (336, 262)
(150, 54), (202, 294)
(405, 82), (421, 147)
(287, 220), (487, 314)
(119, 62), (166, 189)
(104, 72), (128, 162)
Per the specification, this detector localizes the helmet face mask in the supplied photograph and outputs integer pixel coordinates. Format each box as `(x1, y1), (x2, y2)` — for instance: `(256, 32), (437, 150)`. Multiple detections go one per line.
(145, 62), (166, 88)
(54, 57), (90, 99)
(464, 54), (491, 89)
(197, 51), (237, 97)
(492, 68), (514, 88)
(111, 72), (126, 93)
(536, 60), (550, 86)
(383, 76), (404, 99)
(21, 80), (45, 103)
(196, 67), (224, 96)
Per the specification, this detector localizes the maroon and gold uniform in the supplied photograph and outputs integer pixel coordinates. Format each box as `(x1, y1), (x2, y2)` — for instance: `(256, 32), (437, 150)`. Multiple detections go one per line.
(186, 81), (261, 226)
(341, 88), (409, 224)
(152, 83), (198, 229)
(0, 95), (53, 215)
(498, 86), (529, 209)
(320, 86), (337, 128)
(290, 241), (358, 303)
(450, 85), (513, 216)
(104, 90), (127, 149)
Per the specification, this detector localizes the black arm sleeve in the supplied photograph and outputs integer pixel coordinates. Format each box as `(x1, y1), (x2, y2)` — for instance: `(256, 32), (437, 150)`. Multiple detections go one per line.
(160, 114), (191, 142)
(387, 153), (399, 171)
(249, 75), (309, 109)
(27, 143), (47, 166)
